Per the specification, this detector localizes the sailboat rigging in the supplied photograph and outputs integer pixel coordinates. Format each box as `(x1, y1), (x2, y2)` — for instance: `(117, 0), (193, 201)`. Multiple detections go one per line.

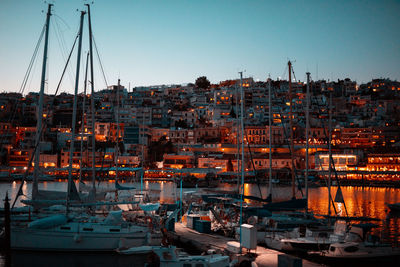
(305, 72), (310, 212)
(267, 76), (273, 202)
(248, 61), (306, 211)
(65, 9), (86, 212)
(78, 52), (90, 190)
(32, 4), (52, 202)
(9, 4), (162, 251)
(114, 78), (135, 192)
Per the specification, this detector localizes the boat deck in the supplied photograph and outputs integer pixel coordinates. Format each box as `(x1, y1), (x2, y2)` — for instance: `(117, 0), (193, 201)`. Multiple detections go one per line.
(171, 222), (322, 267)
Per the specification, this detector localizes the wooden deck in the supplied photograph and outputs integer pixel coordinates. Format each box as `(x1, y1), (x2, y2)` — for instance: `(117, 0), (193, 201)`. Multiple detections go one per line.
(170, 223), (322, 267)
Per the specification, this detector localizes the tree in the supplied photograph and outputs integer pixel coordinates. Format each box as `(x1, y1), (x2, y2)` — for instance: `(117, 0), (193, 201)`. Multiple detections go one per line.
(195, 76), (210, 89)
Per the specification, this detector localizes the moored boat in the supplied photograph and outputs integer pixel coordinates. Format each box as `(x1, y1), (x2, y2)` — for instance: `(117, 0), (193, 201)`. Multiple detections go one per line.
(11, 211), (162, 251)
(118, 245), (230, 267)
(309, 223), (400, 264)
(7, 4), (163, 253)
(279, 220), (347, 252)
(313, 241), (400, 260)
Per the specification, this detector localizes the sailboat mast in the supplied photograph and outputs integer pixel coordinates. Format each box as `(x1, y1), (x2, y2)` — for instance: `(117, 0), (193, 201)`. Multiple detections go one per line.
(288, 61), (295, 199)
(239, 71), (245, 247)
(235, 83), (240, 193)
(115, 79), (121, 184)
(33, 3), (52, 200)
(267, 77), (273, 200)
(79, 52), (90, 189)
(328, 91), (333, 215)
(86, 4), (96, 195)
(66, 10), (86, 211)
(141, 115), (144, 194)
(305, 72), (311, 211)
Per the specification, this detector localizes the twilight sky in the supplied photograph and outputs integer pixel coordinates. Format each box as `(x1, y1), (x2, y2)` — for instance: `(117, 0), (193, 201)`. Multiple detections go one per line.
(0, 0), (399, 94)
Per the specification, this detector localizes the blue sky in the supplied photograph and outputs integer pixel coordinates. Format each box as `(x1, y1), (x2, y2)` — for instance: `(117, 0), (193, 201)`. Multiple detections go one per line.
(0, 0), (399, 94)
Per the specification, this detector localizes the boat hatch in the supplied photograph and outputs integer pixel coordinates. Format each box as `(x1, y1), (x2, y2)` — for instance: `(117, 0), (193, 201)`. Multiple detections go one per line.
(109, 228), (120, 232)
(344, 246), (359, 252)
(60, 226), (71, 230)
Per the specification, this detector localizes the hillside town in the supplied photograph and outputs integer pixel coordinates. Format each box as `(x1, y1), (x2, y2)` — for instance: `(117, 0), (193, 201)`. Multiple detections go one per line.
(1, 76), (400, 184)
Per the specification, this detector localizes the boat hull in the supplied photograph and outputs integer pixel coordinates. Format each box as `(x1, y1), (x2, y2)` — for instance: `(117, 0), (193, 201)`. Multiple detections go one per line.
(11, 226), (161, 252)
(311, 242), (400, 266)
(281, 239), (331, 252)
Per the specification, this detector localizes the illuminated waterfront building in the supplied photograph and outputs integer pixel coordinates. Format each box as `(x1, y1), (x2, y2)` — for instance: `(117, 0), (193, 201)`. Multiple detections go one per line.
(315, 153), (358, 171)
(366, 154), (400, 172)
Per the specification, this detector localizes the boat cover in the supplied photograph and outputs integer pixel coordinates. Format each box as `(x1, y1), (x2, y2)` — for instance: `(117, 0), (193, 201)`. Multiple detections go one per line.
(28, 214), (68, 229)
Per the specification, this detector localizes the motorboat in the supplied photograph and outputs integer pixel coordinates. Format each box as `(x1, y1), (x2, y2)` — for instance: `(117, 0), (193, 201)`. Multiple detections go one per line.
(279, 220), (347, 252)
(118, 245), (230, 267)
(314, 241), (400, 260)
(310, 223), (400, 261)
(259, 213), (327, 250)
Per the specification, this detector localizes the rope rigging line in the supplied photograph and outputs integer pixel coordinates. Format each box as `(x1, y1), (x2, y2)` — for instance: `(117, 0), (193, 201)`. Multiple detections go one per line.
(0, 25), (45, 158)
(12, 31), (80, 208)
(243, 126), (263, 199)
(318, 97), (349, 217)
(272, 72), (304, 197)
(304, 75), (337, 215)
(53, 14), (76, 89)
(281, 65), (288, 82)
(92, 36), (109, 88)
(19, 26), (46, 95)
(308, 84), (354, 216)
(309, 89), (338, 214)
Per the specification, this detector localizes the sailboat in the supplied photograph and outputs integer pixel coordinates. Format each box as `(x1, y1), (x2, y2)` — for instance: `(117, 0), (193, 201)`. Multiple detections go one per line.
(11, 210), (160, 251)
(230, 62), (306, 211)
(262, 61), (306, 211)
(260, 71), (335, 251)
(268, 75), (368, 253)
(9, 4), (161, 251)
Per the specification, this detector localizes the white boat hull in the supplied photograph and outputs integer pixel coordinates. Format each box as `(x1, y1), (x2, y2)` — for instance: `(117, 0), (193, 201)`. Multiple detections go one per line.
(119, 246), (230, 267)
(11, 223), (161, 251)
(317, 242), (400, 260)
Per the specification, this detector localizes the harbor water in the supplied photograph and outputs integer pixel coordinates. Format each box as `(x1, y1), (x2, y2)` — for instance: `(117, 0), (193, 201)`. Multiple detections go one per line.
(1, 181), (400, 266)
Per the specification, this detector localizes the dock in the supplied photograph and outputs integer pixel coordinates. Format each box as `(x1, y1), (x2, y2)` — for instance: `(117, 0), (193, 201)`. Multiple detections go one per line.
(169, 222), (322, 267)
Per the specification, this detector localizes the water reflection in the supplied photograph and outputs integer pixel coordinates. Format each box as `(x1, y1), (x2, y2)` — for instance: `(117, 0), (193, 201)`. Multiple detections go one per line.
(307, 185), (400, 245)
(217, 183), (400, 245)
